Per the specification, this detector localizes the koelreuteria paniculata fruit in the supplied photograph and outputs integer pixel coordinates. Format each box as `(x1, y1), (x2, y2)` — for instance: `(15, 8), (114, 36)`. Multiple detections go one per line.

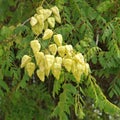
(21, 5), (90, 82)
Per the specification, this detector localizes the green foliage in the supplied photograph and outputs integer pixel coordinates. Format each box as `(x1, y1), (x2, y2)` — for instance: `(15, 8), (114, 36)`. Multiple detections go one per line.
(0, 84), (54, 120)
(0, 0), (120, 120)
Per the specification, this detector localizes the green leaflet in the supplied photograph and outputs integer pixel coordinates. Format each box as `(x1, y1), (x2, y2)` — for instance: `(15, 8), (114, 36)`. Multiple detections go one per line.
(85, 75), (120, 115)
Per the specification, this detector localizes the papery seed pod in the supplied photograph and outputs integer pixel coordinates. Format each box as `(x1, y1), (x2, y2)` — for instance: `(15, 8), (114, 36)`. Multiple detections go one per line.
(58, 46), (65, 57)
(44, 20), (48, 30)
(47, 17), (55, 28)
(26, 62), (35, 77)
(54, 34), (63, 46)
(35, 14), (44, 24)
(37, 9), (52, 20)
(73, 63), (84, 82)
(54, 15), (61, 24)
(42, 29), (53, 40)
(31, 23), (43, 35)
(51, 6), (60, 16)
(55, 57), (62, 65)
(36, 6), (43, 14)
(71, 60), (76, 74)
(45, 54), (55, 68)
(49, 44), (57, 55)
(30, 17), (38, 26)
(43, 9), (52, 20)
(65, 45), (73, 54)
(73, 53), (84, 64)
(37, 69), (45, 82)
(21, 55), (31, 68)
(84, 63), (90, 75)
(44, 55), (54, 77)
(35, 52), (44, 65)
(52, 63), (61, 80)
(73, 71), (82, 83)
(62, 58), (73, 72)
(51, 6), (61, 24)
(30, 40), (41, 54)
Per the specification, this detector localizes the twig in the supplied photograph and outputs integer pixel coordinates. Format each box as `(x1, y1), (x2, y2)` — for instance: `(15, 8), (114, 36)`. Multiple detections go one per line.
(21, 18), (31, 26)
(96, 33), (99, 46)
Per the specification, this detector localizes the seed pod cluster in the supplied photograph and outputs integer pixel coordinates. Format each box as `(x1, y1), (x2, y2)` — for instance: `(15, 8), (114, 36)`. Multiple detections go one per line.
(30, 6), (61, 35)
(21, 6), (90, 83)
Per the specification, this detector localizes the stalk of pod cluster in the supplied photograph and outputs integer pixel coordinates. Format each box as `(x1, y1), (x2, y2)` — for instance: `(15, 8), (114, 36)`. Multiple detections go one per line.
(20, 6), (90, 83)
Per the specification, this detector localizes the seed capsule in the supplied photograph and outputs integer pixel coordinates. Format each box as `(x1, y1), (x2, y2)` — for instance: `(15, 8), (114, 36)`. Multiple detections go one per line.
(54, 34), (63, 46)
(37, 9), (52, 20)
(21, 55), (31, 68)
(62, 58), (73, 72)
(31, 23), (43, 35)
(26, 62), (35, 77)
(42, 29), (53, 40)
(35, 52), (44, 66)
(30, 17), (38, 26)
(58, 46), (65, 57)
(73, 53), (84, 64)
(30, 40), (41, 54)
(51, 6), (61, 24)
(47, 17), (55, 28)
(37, 69), (45, 82)
(49, 44), (57, 55)
(52, 63), (61, 80)
(55, 57), (62, 65)
(45, 55), (55, 76)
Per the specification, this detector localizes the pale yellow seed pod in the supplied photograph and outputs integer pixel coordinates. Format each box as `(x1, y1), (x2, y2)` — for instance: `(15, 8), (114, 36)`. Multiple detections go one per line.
(55, 57), (62, 65)
(73, 53), (84, 64)
(35, 14), (44, 34)
(84, 63), (90, 75)
(30, 17), (38, 26)
(51, 6), (60, 16)
(54, 34), (63, 46)
(45, 55), (55, 76)
(42, 29), (53, 40)
(51, 6), (61, 24)
(45, 55), (55, 68)
(52, 63), (61, 80)
(72, 61), (83, 82)
(21, 55), (31, 68)
(58, 46), (65, 57)
(30, 40), (41, 54)
(44, 20), (48, 30)
(71, 60), (76, 74)
(37, 69), (45, 82)
(35, 52), (44, 66)
(47, 17), (55, 28)
(62, 58), (73, 72)
(31, 23), (43, 35)
(37, 8), (52, 20)
(35, 14), (44, 24)
(43, 9), (52, 20)
(36, 6), (43, 14)
(73, 70), (82, 83)
(49, 44), (57, 55)
(54, 15), (61, 24)
(26, 62), (35, 77)
(64, 45), (73, 57)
